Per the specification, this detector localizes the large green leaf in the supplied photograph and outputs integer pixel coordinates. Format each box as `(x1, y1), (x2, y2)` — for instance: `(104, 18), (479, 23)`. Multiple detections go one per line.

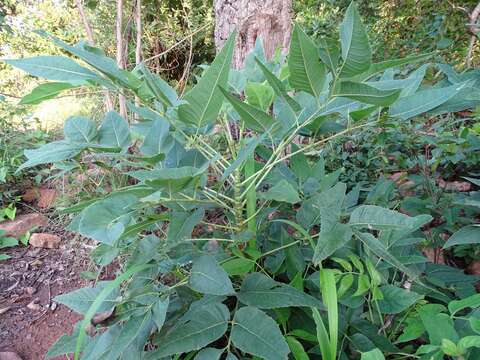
(97, 111), (131, 149)
(349, 205), (431, 230)
(220, 87), (279, 135)
(418, 304), (458, 345)
(448, 293), (480, 316)
(285, 336), (309, 360)
(351, 52), (433, 81)
(166, 208), (205, 244)
(37, 32), (136, 88)
(140, 118), (171, 156)
(312, 307), (332, 360)
(64, 116), (97, 143)
(443, 225), (480, 249)
(261, 179), (301, 204)
(334, 81), (400, 106)
(104, 313), (153, 359)
(151, 303), (230, 358)
(20, 82), (76, 105)
(353, 231), (420, 282)
(131, 166), (205, 193)
(73, 264), (151, 360)
(377, 285), (423, 314)
(4, 56), (99, 84)
(245, 82), (274, 111)
(189, 255), (235, 296)
(138, 63), (178, 108)
(231, 306), (290, 360)
(338, 2), (371, 78)
(297, 182), (346, 229)
(152, 297), (170, 331)
(320, 268), (338, 360)
(237, 272), (324, 309)
(318, 37), (340, 72)
(360, 349), (385, 360)
(18, 140), (85, 171)
(78, 194), (137, 245)
(288, 24), (326, 98)
(194, 348), (223, 360)
(178, 32), (235, 128)
(389, 82), (465, 120)
(54, 281), (119, 315)
(255, 58), (300, 111)
(313, 222), (353, 265)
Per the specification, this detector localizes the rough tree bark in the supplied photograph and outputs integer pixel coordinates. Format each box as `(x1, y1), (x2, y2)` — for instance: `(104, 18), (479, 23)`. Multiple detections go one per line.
(214, 0), (293, 69)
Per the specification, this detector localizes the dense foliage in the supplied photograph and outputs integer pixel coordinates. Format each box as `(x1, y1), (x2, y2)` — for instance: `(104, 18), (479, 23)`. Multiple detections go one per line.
(3, 1), (480, 360)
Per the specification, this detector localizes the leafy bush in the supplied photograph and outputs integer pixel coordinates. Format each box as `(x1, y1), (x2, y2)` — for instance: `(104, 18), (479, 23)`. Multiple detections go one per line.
(6, 2), (480, 359)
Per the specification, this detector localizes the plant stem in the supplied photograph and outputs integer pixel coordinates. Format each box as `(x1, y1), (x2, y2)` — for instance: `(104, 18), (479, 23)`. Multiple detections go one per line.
(244, 153), (257, 246)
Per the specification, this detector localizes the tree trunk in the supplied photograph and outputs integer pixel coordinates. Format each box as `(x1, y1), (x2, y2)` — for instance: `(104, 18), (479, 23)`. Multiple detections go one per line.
(214, 0), (293, 69)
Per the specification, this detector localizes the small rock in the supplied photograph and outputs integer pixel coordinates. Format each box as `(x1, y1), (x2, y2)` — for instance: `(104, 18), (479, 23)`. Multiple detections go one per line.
(0, 213), (48, 239)
(37, 188), (58, 209)
(25, 287), (36, 296)
(0, 352), (23, 360)
(27, 298), (41, 311)
(438, 179), (472, 192)
(389, 171), (408, 184)
(50, 302), (58, 311)
(30, 259), (43, 266)
(29, 233), (61, 249)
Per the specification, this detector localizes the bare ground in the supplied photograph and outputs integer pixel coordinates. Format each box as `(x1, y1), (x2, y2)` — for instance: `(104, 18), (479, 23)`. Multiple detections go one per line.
(0, 212), (90, 360)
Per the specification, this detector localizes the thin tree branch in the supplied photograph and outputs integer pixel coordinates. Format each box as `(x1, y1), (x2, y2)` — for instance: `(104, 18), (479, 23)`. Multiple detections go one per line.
(74, 0), (114, 111)
(134, 0), (142, 120)
(116, 0), (128, 119)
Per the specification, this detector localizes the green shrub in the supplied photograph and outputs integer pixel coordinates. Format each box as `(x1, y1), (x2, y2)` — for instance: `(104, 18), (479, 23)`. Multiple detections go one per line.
(6, 2), (480, 359)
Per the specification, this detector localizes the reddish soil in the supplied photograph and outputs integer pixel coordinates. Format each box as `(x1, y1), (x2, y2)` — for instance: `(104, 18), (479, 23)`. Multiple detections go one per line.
(0, 220), (90, 360)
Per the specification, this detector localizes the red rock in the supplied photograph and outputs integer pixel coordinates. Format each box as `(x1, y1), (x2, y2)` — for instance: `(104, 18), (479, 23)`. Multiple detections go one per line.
(29, 233), (61, 249)
(37, 188), (58, 209)
(389, 171), (407, 184)
(438, 179), (472, 192)
(0, 213), (48, 239)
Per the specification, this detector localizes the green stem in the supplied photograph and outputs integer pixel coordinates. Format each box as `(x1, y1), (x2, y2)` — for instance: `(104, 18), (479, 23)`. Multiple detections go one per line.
(233, 169), (244, 232)
(244, 154), (257, 247)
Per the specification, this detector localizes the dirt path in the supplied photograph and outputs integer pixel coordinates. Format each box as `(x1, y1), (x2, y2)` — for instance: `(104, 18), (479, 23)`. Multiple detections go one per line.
(0, 219), (90, 359)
